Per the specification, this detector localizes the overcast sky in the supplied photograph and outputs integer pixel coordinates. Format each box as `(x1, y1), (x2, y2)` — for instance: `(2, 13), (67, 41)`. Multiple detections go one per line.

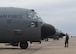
(0, 0), (76, 35)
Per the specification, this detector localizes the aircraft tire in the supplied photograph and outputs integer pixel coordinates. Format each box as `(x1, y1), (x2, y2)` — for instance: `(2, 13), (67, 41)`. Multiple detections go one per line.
(20, 41), (28, 49)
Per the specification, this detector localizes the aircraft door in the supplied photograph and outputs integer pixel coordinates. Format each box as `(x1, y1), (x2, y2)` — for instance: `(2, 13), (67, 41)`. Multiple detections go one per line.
(26, 11), (41, 41)
(28, 19), (41, 42)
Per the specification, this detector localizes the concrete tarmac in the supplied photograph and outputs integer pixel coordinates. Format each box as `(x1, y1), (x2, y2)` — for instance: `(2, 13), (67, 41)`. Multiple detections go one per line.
(0, 37), (76, 54)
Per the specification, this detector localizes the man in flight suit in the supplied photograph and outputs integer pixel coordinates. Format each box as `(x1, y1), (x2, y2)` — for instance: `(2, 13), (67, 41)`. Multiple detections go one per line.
(65, 33), (69, 48)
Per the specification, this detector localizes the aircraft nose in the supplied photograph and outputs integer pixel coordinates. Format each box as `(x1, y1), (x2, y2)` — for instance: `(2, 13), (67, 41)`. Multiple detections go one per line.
(41, 24), (56, 39)
(59, 33), (66, 38)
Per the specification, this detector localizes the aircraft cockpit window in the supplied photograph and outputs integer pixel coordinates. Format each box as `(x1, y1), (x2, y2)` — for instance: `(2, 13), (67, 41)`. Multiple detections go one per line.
(31, 21), (38, 28)
(38, 18), (43, 22)
(27, 12), (38, 19)
(27, 13), (33, 18)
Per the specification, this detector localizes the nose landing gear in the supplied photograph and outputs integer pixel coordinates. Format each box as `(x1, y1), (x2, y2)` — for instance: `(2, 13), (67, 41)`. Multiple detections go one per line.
(20, 41), (28, 49)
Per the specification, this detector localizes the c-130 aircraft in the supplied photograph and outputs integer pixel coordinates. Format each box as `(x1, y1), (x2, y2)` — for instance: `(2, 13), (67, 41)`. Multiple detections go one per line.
(0, 7), (56, 49)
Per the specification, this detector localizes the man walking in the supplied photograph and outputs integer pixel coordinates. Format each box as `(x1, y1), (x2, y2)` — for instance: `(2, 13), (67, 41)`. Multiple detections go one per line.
(65, 33), (69, 48)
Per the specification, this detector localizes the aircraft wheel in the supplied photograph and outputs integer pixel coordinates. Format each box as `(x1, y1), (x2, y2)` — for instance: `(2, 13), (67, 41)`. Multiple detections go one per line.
(20, 41), (28, 49)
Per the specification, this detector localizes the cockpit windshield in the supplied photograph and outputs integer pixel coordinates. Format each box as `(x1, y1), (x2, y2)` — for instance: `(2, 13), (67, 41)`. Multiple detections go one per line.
(27, 11), (44, 23)
(27, 12), (40, 19)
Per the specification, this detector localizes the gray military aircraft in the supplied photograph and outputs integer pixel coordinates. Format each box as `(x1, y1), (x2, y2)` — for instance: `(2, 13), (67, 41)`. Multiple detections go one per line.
(0, 7), (56, 49)
(44, 29), (65, 41)
(50, 29), (65, 40)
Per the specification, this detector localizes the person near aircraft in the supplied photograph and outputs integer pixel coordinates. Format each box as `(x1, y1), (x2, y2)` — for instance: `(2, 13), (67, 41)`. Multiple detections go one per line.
(65, 33), (69, 48)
